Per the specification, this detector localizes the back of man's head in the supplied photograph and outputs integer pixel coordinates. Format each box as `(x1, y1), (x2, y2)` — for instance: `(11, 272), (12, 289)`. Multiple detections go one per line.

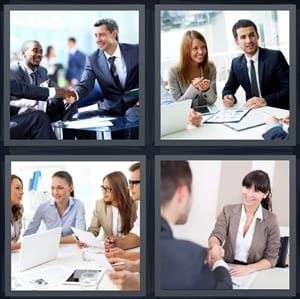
(160, 160), (192, 207)
(94, 18), (119, 41)
(232, 19), (258, 39)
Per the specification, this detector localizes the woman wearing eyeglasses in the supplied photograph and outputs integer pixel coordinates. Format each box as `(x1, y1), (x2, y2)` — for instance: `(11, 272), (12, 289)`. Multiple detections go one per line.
(11, 174), (24, 251)
(87, 171), (137, 250)
(23, 171), (86, 243)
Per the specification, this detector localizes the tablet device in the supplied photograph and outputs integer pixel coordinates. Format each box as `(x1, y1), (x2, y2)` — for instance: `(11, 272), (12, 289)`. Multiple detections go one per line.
(193, 105), (213, 115)
(64, 269), (104, 285)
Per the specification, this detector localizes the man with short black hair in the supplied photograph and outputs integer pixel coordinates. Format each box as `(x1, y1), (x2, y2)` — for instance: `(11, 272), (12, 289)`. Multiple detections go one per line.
(222, 19), (289, 109)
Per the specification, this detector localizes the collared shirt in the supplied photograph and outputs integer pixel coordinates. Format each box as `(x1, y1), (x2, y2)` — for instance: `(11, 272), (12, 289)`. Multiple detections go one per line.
(246, 48), (262, 97)
(103, 44), (127, 88)
(111, 205), (122, 236)
(234, 204), (263, 262)
(10, 62), (55, 113)
(130, 200), (140, 237)
(23, 197), (86, 237)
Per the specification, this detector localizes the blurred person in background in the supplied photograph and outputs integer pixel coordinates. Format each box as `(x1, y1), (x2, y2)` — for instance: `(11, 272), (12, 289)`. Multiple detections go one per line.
(66, 37), (86, 88)
(41, 45), (58, 83)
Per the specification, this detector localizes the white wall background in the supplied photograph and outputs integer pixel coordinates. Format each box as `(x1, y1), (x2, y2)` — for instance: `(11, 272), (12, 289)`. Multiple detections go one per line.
(11, 160), (138, 237)
(171, 160), (290, 247)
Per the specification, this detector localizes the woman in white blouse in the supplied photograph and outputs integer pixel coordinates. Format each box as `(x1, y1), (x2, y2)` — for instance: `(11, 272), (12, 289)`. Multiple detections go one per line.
(208, 170), (281, 276)
(11, 174), (24, 251)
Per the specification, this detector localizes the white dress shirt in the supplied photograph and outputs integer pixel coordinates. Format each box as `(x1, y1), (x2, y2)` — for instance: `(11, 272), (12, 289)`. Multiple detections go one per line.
(234, 204), (263, 263)
(104, 44), (127, 88)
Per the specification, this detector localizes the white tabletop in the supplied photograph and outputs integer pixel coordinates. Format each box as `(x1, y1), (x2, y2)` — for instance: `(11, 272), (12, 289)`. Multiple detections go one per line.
(161, 100), (289, 140)
(228, 263), (289, 289)
(11, 244), (117, 291)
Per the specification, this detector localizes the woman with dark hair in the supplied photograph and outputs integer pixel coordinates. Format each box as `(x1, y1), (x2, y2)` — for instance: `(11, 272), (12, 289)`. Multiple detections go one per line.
(23, 171), (86, 243)
(87, 171), (137, 249)
(40, 45), (58, 83)
(168, 30), (217, 108)
(208, 170), (281, 276)
(11, 174), (24, 251)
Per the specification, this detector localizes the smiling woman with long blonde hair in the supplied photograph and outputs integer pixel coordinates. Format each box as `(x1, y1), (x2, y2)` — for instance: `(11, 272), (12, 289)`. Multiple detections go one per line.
(168, 30), (217, 108)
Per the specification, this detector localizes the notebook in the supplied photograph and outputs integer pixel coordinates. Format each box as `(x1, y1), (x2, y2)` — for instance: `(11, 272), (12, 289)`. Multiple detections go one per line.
(161, 99), (192, 136)
(19, 227), (62, 271)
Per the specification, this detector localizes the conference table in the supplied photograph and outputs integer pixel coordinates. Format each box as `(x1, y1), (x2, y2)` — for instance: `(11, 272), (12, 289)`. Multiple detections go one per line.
(52, 114), (139, 140)
(161, 100), (289, 140)
(11, 244), (118, 291)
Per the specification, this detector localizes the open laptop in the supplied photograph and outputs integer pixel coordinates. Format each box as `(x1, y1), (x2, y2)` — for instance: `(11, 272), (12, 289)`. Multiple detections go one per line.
(161, 99), (192, 136)
(19, 227), (62, 272)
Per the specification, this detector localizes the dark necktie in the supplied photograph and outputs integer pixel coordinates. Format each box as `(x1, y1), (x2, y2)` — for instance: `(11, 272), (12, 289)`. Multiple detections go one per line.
(250, 59), (260, 97)
(30, 72), (37, 85)
(108, 56), (122, 90)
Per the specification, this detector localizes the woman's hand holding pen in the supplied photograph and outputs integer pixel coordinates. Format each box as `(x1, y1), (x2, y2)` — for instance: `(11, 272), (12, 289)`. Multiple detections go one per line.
(105, 236), (117, 252)
(109, 257), (140, 272)
(192, 77), (210, 92)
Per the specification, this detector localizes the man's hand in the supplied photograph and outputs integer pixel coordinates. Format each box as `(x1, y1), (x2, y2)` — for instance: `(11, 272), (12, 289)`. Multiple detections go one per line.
(243, 97), (267, 109)
(206, 245), (224, 267)
(189, 109), (202, 127)
(223, 95), (235, 107)
(55, 88), (76, 101)
(106, 270), (140, 290)
(105, 247), (126, 259)
(109, 257), (140, 272)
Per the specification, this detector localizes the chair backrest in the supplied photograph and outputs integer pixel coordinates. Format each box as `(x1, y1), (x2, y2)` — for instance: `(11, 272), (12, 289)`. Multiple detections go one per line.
(276, 236), (289, 268)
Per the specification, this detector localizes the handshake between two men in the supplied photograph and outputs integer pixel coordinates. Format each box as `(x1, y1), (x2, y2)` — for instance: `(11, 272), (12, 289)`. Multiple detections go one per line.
(55, 87), (77, 104)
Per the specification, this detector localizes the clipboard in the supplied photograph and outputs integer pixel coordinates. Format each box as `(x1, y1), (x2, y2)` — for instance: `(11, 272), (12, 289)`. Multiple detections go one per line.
(204, 108), (251, 124)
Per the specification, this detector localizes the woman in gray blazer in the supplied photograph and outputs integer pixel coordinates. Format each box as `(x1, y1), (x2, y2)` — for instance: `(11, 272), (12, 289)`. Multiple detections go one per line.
(208, 170), (281, 277)
(168, 30), (217, 108)
(11, 174), (24, 251)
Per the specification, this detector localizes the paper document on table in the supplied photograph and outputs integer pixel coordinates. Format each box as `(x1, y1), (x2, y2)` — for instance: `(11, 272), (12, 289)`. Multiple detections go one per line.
(71, 227), (104, 249)
(93, 254), (113, 271)
(64, 117), (115, 129)
(205, 108), (250, 123)
(231, 272), (257, 289)
(224, 110), (268, 131)
(12, 265), (70, 290)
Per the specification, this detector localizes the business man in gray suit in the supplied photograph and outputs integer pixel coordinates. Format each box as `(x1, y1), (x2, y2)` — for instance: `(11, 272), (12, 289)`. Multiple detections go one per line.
(10, 40), (77, 122)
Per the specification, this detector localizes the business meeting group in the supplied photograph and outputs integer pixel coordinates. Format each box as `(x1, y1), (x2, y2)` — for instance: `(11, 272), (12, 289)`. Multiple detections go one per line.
(10, 162), (141, 290)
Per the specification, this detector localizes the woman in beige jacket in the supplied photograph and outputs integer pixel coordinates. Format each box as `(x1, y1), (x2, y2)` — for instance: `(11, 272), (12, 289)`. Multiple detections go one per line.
(208, 170), (281, 277)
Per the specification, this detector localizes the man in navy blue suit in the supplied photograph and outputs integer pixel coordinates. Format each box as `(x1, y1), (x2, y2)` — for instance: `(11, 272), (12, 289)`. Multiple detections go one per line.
(222, 19), (289, 110)
(74, 18), (139, 116)
(160, 160), (232, 289)
(66, 37), (86, 87)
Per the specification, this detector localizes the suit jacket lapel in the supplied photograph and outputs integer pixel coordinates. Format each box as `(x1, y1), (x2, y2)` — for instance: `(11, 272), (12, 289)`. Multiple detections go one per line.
(258, 48), (265, 90)
(119, 44), (131, 88)
(97, 50), (119, 88)
(239, 56), (252, 93)
(229, 205), (242, 257)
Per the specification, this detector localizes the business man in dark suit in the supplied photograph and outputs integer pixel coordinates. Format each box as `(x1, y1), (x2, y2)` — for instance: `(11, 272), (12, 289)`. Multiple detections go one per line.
(222, 19), (289, 110)
(74, 18), (139, 117)
(66, 37), (86, 87)
(160, 160), (232, 290)
(10, 80), (76, 139)
(10, 40), (77, 122)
